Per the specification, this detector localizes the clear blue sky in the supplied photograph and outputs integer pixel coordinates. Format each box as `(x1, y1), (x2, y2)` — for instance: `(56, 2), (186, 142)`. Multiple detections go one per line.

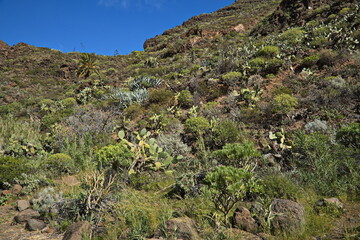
(0, 0), (234, 55)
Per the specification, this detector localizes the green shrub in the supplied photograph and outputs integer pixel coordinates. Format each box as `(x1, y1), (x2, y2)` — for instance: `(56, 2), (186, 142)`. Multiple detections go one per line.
(249, 56), (266, 66)
(272, 86), (293, 96)
(336, 123), (360, 148)
(0, 156), (26, 187)
(222, 72), (243, 86)
(263, 174), (301, 201)
(201, 101), (221, 118)
(156, 133), (190, 158)
(313, 27), (330, 37)
(249, 57), (282, 75)
(272, 93), (298, 115)
(0, 116), (44, 157)
(95, 143), (134, 170)
(0, 102), (24, 116)
(309, 4), (330, 17)
(292, 132), (359, 196)
(112, 189), (173, 238)
(327, 14), (337, 21)
(41, 109), (73, 129)
(314, 200), (344, 218)
(264, 58), (283, 74)
(339, 7), (350, 15)
(301, 54), (320, 68)
(279, 28), (306, 45)
(39, 98), (56, 108)
(148, 88), (174, 105)
(184, 116), (210, 135)
(43, 153), (75, 176)
(306, 20), (318, 27)
(124, 103), (145, 120)
(212, 120), (242, 147)
(211, 141), (261, 167)
(317, 49), (338, 68)
(257, 46), (280, 58)
(61, 97), (77, 108)
(309, 37), (331, 48)
(203, 166), (263, 224)
(178, 90), (193, 108)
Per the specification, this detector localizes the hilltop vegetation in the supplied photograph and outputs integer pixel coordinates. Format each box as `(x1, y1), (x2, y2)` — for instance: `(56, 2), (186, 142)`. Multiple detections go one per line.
(0, 0), (359, 239)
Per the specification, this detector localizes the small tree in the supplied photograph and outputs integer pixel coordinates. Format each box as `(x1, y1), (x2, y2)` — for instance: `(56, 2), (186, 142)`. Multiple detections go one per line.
(77, 53), (100, 79)
(203, 166), (263, 225)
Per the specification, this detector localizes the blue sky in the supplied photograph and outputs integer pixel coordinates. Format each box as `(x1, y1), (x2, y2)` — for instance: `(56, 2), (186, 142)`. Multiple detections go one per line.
(0, 0), (233, 55)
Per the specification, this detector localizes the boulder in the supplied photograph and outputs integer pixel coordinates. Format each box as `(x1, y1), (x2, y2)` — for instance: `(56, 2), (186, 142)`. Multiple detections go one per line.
(257, 232), (276, 240)
(17, 200), (30, 211)
(270, 199), (305, 235)
(61, 175), (81, 187)
(224, 229), (262, 240)
(233, 24), (246, 33)
(25, 219), (46, 231)
(233, 207), (258, 233)
(62, 221), (91, 240)
(1, 189), (11, 196)
(164, 217), (200, 240)
(14, 209), (40, 223)
(12, 184), (23, 194)
(316, 197), (343, 209)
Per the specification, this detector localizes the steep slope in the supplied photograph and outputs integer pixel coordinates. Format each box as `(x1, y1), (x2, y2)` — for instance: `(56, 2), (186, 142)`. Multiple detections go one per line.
(252, 0), (358, 35)
(0, 1), (359, 239)
(144, 0), (281, 53)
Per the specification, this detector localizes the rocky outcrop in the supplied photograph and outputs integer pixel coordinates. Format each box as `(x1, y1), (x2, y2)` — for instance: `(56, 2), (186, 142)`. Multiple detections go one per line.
(233, 207), (258, 233)
(224, 229), (262, 240)
(62, 221), (91, 240)
(25, 219), (47, 231)
(13, 209), (40, 223)
(162, 217), (200, 240)
(17, 200), (30, 212)
(270, 199), (306, 235)
(317, 197), (344, 210)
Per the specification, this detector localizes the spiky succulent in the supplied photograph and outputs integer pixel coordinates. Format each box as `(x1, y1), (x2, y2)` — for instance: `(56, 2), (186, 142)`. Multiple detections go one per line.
(129, 76), (162, 91)
(107, 88), (148, 109)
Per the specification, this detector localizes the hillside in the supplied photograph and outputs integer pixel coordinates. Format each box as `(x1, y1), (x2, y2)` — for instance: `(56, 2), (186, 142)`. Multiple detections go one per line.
(0, 0), (359, 239)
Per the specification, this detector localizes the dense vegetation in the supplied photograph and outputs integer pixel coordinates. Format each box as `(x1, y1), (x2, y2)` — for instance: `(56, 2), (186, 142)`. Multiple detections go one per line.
(0, 0), (359, 239)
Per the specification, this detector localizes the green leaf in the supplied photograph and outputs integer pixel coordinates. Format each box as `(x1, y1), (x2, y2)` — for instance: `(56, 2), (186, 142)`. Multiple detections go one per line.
(269, 131), (277, 140)
(154, 162), (162, 169)
(148, 138), (155, 145)
(118, 130), (125, 139)
(140, 128), (147, 136)
(165, 170), (174, 176)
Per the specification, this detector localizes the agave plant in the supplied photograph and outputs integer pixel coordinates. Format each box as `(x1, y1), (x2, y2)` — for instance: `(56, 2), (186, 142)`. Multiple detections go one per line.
(107, 88), (148, 109)
(129, 76), (162, 91)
